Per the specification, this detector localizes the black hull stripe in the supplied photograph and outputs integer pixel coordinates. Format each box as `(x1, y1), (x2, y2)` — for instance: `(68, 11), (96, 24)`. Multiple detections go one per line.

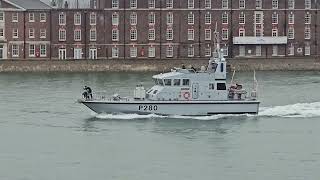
(83, 101), (260, 105)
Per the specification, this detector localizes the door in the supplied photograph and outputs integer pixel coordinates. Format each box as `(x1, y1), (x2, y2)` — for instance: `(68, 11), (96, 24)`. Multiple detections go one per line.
(192, 83), (199, 99)
(89, 48), (97, 59)
(239, 46), (245, 56)
(58, 48), (66, 60)
(74, 48), (82, 59)
(0, 45), (3, 59)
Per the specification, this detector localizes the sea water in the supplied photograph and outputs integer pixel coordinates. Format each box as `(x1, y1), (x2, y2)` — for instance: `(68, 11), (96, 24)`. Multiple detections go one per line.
(0, 71), (319, 180)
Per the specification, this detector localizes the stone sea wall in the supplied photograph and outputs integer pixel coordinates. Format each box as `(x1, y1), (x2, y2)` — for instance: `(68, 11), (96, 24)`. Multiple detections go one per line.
(0, 57), (320, 72)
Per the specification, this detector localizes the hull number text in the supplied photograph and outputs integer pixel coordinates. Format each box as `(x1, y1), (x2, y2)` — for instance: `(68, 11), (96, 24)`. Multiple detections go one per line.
(138, 105), (158, 111)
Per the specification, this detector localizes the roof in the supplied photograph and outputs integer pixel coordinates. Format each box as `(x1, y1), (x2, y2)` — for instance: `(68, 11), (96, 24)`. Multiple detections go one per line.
(5, 0), (52, 10)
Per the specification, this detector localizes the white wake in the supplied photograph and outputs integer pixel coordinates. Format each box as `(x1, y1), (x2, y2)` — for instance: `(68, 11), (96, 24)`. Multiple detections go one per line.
(94, 102), (320, 120)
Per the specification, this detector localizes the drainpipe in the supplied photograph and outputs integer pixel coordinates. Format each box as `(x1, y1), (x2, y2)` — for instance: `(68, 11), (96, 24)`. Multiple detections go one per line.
(49, 10), (52, 60)
(84, 10), (87, 60)
(159, 0), (162, 60)
(229, 0), (233, 58)
(198, 0), (201, 58)
(23, 11), (26, 60)
(123, 0), (126, 59)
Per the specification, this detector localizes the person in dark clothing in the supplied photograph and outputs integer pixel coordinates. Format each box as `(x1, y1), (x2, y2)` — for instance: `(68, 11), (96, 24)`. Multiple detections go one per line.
(84, 86), (93, 99)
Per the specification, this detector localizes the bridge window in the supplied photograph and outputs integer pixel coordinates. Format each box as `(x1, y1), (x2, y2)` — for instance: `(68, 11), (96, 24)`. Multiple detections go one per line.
(209, 83), (214, 90)
(158, 79), (164, 86)
(182, 79), (190, 86)
(164, 79), (172, 86)
(217, 83), (226, 90)
(173, 79), (180, 86)
(153, 78), (158, 85)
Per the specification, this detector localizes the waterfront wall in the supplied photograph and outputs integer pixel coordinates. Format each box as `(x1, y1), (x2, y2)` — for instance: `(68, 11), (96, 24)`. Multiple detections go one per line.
(0, 58), (320, 72)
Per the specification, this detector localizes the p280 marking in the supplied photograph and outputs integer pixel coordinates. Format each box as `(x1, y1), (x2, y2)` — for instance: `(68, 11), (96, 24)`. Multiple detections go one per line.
(138, 105), (158, 111)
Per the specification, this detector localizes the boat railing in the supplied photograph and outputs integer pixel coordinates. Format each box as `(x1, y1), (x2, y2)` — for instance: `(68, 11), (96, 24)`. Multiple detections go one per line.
(89, 92), (130, 102)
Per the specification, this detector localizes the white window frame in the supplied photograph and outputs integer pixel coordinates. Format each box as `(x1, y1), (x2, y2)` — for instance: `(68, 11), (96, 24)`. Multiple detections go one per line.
(239, 28), (245, 37)
(188, 45), (194, 57)
(288, 44), (294, 56)
(272, 28), (278, 37)
(272, 12), (278, 24)
(90, 13), (96, 25)
(112, 47), (119, 58)
(130, 47), (137, 57)
(305, 0), (311, 9)
(305, 12), (311, 24)
(305, 44), (311, 56)
(112, 29), (119, 41)
(29, 28), (35, 38)
(166, 0), (173, 8)
(0, 28), (4, 38)
(288, 13), (294, 24)
(130, 28), (137, 41)
(304, 26), (311, 39)
(74, 13), (81, 25)
(255, 12), (263, 24)
(166, 46), (173, 57)
(59, 29), (66, 41)
(205, 45), (211, 57)
(288, 27), (294, 39)
(188, 29), (194, 40)
(222, 0), (228, 9)
(256, 0), (262, 9)
(167, 12), (173, 24)
(149, 12), (155, 24)
(149, 0), (155, 8)
(148, 46), (155, 57)
(222, 28), (228, 40)
(166, 28), (173, 40)
(188, 0), (194, 9)
(13, 29), (18, 38)
(40, 13), (46, 22)
(40, 44), (46, 57)
(40, 29), (46, 39)
(130, 12), (137, 25)
(112, 13), (119, 25)
(90, 28), (97, 41)
(272, 0), (278, 9)
(59, 13), (66, 25)
(0, 12), (4, 22)
(188, 12), (194, 24)
(29, 13), (35, 22)
(74, 29), (81, 41)
(288, 0), (295, 9)
(12, 13), (18, 22)
(205, 0), (211, 9)
(205, 13), (211, 24)
(112, 0), (119, 8)
(12, 44), (19, 57)
(222, 12), (228, 24)
(205, 29), (211, 40)
(239, 0), (245, 9)
(149, 28), (155, 40)
(29, 44), (35, 57)
(130, 0), (137, 9)
(239, 12), (245, 24)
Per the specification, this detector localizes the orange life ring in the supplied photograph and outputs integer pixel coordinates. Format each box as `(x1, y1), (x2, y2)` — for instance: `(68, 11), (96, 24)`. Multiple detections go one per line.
(183, 92), (191, 100)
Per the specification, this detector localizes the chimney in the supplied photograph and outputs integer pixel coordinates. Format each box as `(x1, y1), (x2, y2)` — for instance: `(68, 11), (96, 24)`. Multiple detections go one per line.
(64, 1), (69, 8)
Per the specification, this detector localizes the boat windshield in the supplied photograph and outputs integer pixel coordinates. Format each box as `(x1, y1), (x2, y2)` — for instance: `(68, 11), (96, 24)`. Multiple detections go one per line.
(153, 78), (158, 85)
(158, 79), (164, 86)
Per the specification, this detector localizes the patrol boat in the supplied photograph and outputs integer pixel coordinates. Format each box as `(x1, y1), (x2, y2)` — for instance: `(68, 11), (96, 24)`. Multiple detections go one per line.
(79, 31), (260, 116)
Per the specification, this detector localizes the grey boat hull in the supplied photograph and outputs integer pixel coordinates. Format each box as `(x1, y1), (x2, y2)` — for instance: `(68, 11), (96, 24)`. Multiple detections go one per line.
(81, 100), (260, 116)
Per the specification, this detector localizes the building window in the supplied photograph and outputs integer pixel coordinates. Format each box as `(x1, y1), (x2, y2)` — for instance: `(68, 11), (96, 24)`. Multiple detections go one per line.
(239, 0), (245, 9)
(305, 26), (311, 39)
(29, 13), (35, 22)
(112, 47), (119, 58)
(205, 0), (211, 8)
(188, 29), (194, 40)
(188, 12), (194, 24)
(288, 27), (294, 39)
(288, 0), (294, 9)
(222, 0), (228, 9)
(205, 45), (211, 57)
(166, 0), (173, 8)
(112, 0), (119, 8)
(149, 0), (155, 8)
(74, 13), (81, 25)
(74, 29), (81, 41)
(12, 13), (18, 22)
(112, 29), (119, 41)
(167, 12), (173, 24)
(130, 13), (137, 25)
(40, 13), (46, 22)
(239, 28), (245, 37)
(222, 45), (228, 57)
(305, 44), (311, 56)
(40, 44), (46, 57)
(255, 12), (262, 24)
(272, 28), (278, 37)
(166, 28), (173, 40)
(288, 13), (294, 24)
(13, 29), (18, 38)
(12, 44), (19, 57)
(149, 12), (155, 24)
(188, 0), (194, 8)
(205, 29), (211, 40)
(112, 13), (119, 25)
(149, 28), (155, 40)
(305, 0), (311, 9)
(59, 29), (66, 41)
(130, 29), (137, 41)
(272, 0), (278, 9)
(222, 12), (228, 24)
(222, 29), (228, 40)
(166, 46), (173, 57)
(130, 47), (137, 57)
(239, 12), (245, 24)
(272, 12), (278, 24)
(256, 0), (262, 9)
(205, 13), (211, 24)
(255, 28), (263, 36)
(256, 45), (261, 56)
(29, 28), (35, 38)
(40, 29), (46, 38)
(272, 45), (278, 56)
(59, 13), (66, 25)
(90, 13), (96, 25)
(29, 44), (35, 57)
(130, 0), (137, 8)
(0, 12), (4, 21)
(0, 28), (4, 37)
(288, 44), (294, 55)
(90, 29), (97, 41)
(188, 45), (194, 57)
(305, 13), (311, 24)
(148, 46), (155, 57)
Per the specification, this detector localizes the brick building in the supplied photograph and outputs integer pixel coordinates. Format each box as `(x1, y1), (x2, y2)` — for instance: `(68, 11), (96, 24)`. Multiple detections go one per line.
(0, 0), (319, 60)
